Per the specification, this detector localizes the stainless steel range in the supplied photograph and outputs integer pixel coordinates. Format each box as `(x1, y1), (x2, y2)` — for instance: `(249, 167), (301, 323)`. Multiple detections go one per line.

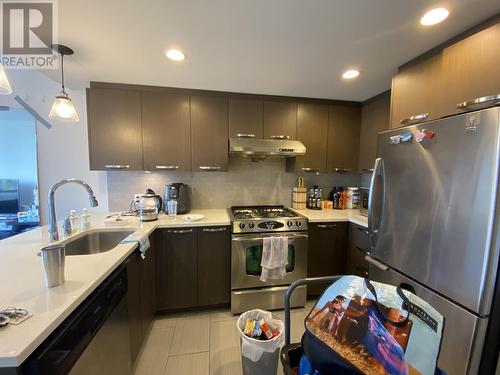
(229, 205), (308, 314)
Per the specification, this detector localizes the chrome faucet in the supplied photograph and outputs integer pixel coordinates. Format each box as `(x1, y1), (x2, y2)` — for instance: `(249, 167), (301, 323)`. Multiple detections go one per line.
(48, 178), (98, 241)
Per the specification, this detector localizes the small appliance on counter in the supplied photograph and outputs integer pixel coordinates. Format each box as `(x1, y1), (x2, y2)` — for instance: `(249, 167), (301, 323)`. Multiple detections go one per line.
(306, 186), (322, 210)
(139, 189), (162, 222)
(359, 187), (369, 216)
(164, 183), (190, 214)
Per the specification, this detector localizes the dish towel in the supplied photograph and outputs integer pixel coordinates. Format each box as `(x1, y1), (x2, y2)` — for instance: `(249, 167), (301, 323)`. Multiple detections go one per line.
(260, 236), (288, 282)
(121, 233), (150, 259)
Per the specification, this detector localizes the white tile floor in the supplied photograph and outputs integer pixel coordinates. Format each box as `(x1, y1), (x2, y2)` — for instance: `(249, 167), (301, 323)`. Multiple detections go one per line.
(133, 301), (316, 375)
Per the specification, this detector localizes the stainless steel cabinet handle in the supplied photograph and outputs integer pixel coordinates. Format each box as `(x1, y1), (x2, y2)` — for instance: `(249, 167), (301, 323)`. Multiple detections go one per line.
(270, 135), (290, 140)
(333, 168), (351, 173)
(236, 133), (256, 138)
(317, 224), (336, 229)
(202, 227), (227, 232)
(365, 255), (388, 271)
(155, 165), (179, 170)
(168, 229), (193, 234)
(301, 167), (319, 173)
(399, 113), (428, 126)
(361, 168), (374, 173)
(456, 94), (500, 111)
(199, 166), (221, 171)
(105, 164), (130, 169)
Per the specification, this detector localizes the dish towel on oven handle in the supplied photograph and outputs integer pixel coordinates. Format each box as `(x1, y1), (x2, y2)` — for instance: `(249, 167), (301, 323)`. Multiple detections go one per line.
(260, 236), (288, 282)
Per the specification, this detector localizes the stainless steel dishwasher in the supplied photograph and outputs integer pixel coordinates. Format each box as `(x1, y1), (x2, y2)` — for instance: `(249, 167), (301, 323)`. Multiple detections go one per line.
(23, 266), (130, 375)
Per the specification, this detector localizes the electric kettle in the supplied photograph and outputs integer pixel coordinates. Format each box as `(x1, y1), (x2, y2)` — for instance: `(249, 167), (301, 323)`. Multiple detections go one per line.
(139, 189), (163, 222)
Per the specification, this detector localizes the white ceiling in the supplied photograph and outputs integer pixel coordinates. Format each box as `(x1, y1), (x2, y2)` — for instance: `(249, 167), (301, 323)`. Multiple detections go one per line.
(52, 0), (500, 101)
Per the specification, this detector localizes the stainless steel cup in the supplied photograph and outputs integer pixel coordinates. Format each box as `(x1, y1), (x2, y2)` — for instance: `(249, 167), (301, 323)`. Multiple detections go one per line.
(40, 244), (65, 288)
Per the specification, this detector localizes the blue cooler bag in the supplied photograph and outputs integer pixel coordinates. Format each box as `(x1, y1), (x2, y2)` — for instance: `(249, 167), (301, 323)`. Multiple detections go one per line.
(303, 275), (444, 375)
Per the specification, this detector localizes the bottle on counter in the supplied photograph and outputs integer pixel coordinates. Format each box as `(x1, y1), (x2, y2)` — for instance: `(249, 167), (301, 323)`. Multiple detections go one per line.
(80, 208), (91, 230)
(69, 210), (79, 234)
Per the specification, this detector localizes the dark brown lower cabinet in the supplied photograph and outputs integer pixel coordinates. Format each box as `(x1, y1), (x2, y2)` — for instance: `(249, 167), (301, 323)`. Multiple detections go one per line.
(346, 223), (369, 277)
(197, 227), (231, 306)
(156, 226), (231, 312)
(127, 232), (157, 367)
(157, 228), (197, 310)
(307, 222), (348, 297)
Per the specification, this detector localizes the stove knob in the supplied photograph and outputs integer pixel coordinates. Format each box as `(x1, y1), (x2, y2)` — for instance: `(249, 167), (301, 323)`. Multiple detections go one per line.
(287, 221), (293, 227)
(249, 222), (255, 229)
(239, 222), (246, 230)
(296, 221), (302, 227)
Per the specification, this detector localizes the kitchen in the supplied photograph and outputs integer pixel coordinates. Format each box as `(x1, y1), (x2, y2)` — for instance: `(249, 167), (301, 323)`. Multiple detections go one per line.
(0, 1), (500, 375)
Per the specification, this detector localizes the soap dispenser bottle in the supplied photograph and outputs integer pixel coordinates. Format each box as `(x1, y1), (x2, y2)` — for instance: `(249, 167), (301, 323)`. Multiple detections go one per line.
(69, 209), (79, 234)
(80, 208), (91, 230)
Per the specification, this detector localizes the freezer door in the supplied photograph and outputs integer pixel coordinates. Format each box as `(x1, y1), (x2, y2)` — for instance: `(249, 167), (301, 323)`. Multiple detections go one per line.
(369, 264), (488, 375)
(371, 107), (500, 315)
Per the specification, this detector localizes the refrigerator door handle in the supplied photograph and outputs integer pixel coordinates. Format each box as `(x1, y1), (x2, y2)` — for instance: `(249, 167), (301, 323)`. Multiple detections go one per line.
(365, 255), (389, 271)
(368, 157), (385, 250)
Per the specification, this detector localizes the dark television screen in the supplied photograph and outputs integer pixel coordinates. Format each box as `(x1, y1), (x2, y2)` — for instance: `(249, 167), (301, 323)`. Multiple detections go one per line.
(0, 179), (19, 214)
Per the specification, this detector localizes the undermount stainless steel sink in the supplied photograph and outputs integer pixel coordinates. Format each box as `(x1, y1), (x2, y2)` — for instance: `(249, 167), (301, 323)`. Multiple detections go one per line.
(63, 229), (135, 256)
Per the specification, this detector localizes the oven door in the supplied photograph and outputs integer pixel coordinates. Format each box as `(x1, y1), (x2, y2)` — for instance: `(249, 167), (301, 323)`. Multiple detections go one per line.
(231, 232), (308, 289)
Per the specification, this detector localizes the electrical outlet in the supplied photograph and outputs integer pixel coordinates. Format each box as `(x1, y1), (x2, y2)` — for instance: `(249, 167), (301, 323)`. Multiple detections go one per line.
(134, 194), (141, 203)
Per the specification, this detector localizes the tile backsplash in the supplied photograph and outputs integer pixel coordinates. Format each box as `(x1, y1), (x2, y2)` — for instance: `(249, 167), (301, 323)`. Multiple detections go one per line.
(107, 157), (362, 211)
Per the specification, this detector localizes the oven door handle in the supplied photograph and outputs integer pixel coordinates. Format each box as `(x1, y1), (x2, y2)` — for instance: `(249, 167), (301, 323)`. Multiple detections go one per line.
(232, 234), (308, 241)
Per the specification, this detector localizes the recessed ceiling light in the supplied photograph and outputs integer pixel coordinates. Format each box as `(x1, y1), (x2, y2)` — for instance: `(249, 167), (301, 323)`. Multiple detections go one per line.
(420, 7), (449, 26)
(342, 69), (360, 79)
(166, 49), (185, 61)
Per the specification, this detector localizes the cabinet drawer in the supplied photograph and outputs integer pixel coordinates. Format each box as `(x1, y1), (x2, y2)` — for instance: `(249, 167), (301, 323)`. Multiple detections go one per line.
(349, 223), (369, 252)
(347, 244), (369, 277)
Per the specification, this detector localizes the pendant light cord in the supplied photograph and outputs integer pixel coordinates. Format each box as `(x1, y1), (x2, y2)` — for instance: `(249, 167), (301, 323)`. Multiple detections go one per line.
(60, 53), (65, 93)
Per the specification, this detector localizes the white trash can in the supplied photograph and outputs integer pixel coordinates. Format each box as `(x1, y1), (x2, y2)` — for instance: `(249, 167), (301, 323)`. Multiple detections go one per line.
(237, 309), (284, 375)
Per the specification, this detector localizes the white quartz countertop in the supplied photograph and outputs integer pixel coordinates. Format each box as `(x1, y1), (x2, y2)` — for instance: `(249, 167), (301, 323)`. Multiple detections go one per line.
(292, 208), (368, 228)
(0, 209), (229, 368)
(0, 208), (368, 367)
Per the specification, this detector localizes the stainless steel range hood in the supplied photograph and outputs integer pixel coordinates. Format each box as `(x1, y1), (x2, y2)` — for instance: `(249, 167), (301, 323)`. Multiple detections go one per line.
(229, 137), (306, 158)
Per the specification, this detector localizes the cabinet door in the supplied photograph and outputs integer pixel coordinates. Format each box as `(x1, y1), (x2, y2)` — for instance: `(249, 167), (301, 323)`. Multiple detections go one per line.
(191, 95), (228, 172)
(287, 103), (329, 173)
(156, 228), (197, 310)
(141, 233), (157, 330)
(326, 105), (361, 172)
(263, 101), (297, 140)
(390, 53), (443, 128)
(142, 91), (191, 171)
(197, 227), (231, 306)
(442, 23), (500, 116)
(127, 251), (144, 366)
(358, 92), (391, 172)
(229, 98), (264, 139)
(87, 88), (143, 171)
(307, 222), (348, 296)
(347, 223), (369, 277)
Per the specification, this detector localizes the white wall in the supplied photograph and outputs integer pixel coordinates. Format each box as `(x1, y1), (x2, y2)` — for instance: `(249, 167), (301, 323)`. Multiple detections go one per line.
(0, 70), (108, 224)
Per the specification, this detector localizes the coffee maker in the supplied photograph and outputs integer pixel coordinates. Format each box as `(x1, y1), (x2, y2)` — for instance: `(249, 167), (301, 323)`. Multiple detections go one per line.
(164, 183), (190, 214)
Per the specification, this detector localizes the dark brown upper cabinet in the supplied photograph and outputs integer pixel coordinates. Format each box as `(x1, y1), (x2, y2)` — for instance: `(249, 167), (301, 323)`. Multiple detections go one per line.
(442, 23), (500, 116)
(141, 91), (191, 171)
(229, 98), (264, 139)
(390, 52), (443, 129)
(286, 103), (328, 173)
(326, 105), (361, 173)
(191, 95), (229, 172)
(358, 92), (390, 172)
(263, 101), (297, 140)
(87, 88), (143, 170)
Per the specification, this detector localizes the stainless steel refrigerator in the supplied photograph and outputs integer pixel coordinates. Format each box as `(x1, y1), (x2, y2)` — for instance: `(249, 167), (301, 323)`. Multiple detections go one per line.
(367, 106), (500, 375)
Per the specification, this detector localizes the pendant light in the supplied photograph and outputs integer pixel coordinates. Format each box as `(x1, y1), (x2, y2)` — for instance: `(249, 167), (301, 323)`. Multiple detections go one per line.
(49, 44), (79, 121)
(0, 64), (12, 94)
